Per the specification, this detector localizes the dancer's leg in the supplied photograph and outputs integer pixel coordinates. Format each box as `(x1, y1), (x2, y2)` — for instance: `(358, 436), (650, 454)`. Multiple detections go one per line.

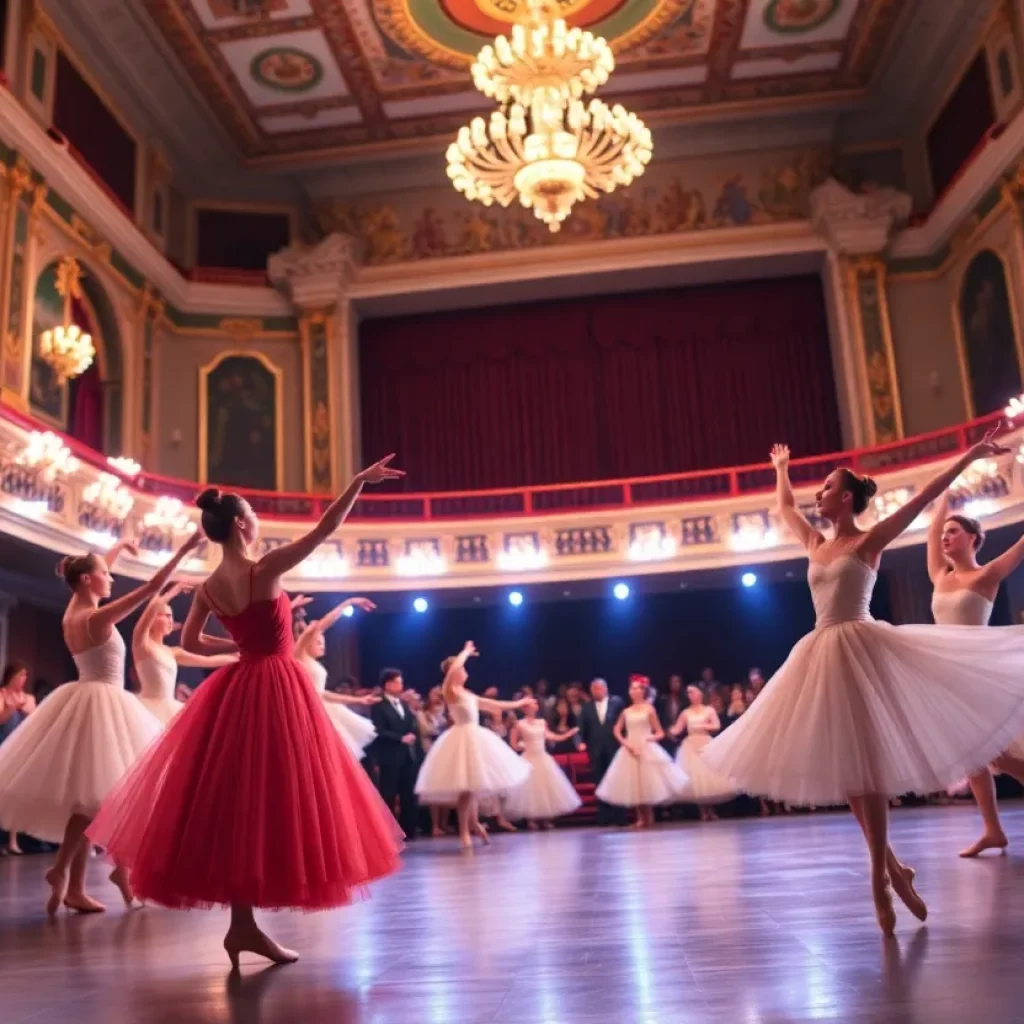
(64, 834), (105, 913)
(848, 794), (895, 935)
(45, 814), (91, 916)
(456, 792), (473, 848)
(108, 861), (136, 907)
(960, 769), (1009, 857)
(992, 752), (1024, 785)
(469, 796), (490, 844)
(224, 904), (298, 969)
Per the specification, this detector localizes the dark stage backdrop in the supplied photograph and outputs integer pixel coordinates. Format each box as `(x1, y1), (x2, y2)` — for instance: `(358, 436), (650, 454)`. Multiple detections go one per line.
(355, 577), (894, 697)
(359, 275), (840, 492)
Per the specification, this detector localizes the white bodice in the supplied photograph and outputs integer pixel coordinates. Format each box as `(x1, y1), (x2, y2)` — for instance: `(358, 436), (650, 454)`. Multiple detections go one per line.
(74, 628), (126, 685)
(517, 717), (548, 754)
(136, 648), (177, 700)
(300, 656), (328, 694)
(447, 688), (478, 726)
(932, 588), (994, 626)
(683, 706), (716, 735)
(622, 704), (655, 740)
(808, 555), (876, 627)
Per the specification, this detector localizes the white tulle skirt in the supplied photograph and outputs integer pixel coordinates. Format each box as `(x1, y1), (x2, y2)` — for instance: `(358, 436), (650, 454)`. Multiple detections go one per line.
(703, 620), (1024, 806)
(137, 694), (183, 725)
(596, 741), (686, 807)
(323, 701), (376, 760)
(0, 681), (161, 841)
(676, 734), (735, 804)
(504, 751), (582, 820)
(416, 723), (531, 804)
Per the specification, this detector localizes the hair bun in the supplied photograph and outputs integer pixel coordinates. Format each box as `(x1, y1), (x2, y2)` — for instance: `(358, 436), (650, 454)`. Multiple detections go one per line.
(55, 556), (72, 581)
(196, 488), (221, 512)
(861, 476), (878, 499)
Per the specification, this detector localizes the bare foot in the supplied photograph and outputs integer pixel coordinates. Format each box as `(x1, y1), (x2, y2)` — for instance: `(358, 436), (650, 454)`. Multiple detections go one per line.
(890, 864), (927, 922)
(459, 832), (473, 849)
(224, 927), (298, 970)
(431, 828), (444, 838)
(64, 892), (107, 913)
(473, 824), (491, 845)
(109, 866), (137, 908)
(496, 818), (517, 833)
(960, 831), (1009, 858)
(45, 867), (68, 917)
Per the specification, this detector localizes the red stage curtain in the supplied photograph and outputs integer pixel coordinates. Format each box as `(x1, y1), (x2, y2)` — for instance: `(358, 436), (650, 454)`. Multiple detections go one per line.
(68, 296), (104, 452)
(359, 275), (840, 491)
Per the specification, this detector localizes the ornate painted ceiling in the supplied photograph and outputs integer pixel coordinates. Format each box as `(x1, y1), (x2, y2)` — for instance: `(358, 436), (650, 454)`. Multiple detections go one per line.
(142, 0), (906, 163)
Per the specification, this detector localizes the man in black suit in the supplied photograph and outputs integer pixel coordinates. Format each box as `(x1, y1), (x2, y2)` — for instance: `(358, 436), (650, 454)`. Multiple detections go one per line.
(577, 677), (625, 825)
(370, 668), (421, 839)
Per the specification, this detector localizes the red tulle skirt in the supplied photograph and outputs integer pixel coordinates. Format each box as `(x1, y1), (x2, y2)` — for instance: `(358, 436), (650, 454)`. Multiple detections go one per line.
(87, 655), (403, 910)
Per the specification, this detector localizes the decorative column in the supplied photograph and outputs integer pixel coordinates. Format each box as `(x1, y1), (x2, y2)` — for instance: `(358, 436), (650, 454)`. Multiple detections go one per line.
(811, 179), (912, 446)
(269, 233), (362, 492)
(136, 283), (164, 465)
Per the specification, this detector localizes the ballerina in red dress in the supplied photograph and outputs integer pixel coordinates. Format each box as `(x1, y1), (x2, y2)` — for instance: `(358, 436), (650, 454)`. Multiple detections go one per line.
(88, 456), (405, 968)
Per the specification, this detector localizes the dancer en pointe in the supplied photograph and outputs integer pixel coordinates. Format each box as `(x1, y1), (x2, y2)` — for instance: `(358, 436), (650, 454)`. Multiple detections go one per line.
(293, 595), (379, 759)
(926, 492), (1024, 857)
(133, 582), (238, 724)
(415, 642), (535, 848)
(670, 685), (735, 821)
(0, 534), (199, 915)
(703, 433), (1024, 935)
(505, 702), (581, 830)
(595, 676), (686, 829)
(87, 457), (406, 969)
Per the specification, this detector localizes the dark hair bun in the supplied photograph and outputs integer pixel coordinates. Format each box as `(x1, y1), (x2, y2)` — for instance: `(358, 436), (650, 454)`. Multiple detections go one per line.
(861, 476), (878, 500)
(196, 488), (221, 512)
(56, 553), (97, 589)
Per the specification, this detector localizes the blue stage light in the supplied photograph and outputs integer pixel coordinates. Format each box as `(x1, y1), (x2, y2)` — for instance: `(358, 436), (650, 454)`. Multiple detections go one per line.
(342, 605), (355, 618)
(413, 597), (428, 613)
(613, 582), (630, 601)
(741, 572), (757, 588)
(509, 590), (524, 607)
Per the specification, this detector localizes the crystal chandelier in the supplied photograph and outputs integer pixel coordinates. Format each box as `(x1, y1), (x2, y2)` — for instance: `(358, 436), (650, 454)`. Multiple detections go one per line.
(447, 0), (652, 233)
(40, 257), (95, 384)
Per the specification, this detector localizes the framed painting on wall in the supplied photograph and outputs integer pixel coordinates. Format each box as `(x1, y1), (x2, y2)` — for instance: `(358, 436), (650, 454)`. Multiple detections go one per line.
(199, 351), (283, 492)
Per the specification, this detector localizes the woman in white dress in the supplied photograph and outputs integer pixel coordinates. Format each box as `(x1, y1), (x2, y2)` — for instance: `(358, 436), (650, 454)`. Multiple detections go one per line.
(595, 676), (686, 829)
(703, 432), (1024, 934)
(927, 491), (1024, 857)
(292, 596), (379, 759)
(415, 642), (535, 848)
(0, 534), (200, 915)
(670, 685), (735, 821)
(505, 703), (581, 829)
(132, 582), (238, 724)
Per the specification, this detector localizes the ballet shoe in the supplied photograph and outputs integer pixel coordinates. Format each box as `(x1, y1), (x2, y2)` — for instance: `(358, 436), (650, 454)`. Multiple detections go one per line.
(64, 892), (106, 914)
(473, 824), (491, 845)
(872, 878), (896, 937)
(223, 931), (298, 971)
(959, 832), (1009, 858)
(44, 867), (68, 918)
(108, 867), (137, 908)
(890, 865), (927, 922)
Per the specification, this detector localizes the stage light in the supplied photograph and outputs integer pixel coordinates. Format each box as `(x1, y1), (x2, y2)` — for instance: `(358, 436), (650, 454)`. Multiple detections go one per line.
(413, 597), (428, 613)
(509, 590), (524, 607)
(741, 572), (757, 588)
(342, 605), (355, 618)
(613, 582), (630, 601)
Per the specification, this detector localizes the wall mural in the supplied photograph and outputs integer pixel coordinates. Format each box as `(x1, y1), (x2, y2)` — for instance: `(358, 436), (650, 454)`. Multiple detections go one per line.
(958, 249), (1023, 417)
(313, 148), (830, 265)
(200, 352), (282, 491)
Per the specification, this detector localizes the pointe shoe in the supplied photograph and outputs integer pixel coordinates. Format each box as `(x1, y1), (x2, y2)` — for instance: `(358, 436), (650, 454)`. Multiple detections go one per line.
(63, 893), (106, 914)
(223, 933), (299, 971)
(959, 832), (1009, 858)
(890, 865), (927, 922)
(108, 868), (137, 908)
(44, 867), (68, 918)
(872, 879), (896, 937)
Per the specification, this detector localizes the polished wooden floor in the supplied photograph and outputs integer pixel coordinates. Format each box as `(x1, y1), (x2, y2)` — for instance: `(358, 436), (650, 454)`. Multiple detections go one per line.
(4, 805), (1024, 1023)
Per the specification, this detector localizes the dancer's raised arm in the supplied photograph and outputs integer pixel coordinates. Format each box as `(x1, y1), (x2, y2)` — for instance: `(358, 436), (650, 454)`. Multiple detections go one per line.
(926, 492), (951, 584)
(771, 444), (823, 552)
(863, 428), (1010, 557)
(258, 457), (403, 580)
(294, 597), (376, 658)
(441, 641), (477, 704)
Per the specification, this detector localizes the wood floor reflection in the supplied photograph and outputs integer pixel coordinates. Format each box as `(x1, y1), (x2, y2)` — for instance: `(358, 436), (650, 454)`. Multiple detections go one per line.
(4, 805), (1024, 1023)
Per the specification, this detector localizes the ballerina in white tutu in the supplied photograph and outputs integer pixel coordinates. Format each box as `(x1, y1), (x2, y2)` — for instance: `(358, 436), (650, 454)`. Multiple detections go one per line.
(927, 492), (1024, 857)
(132, 582), (238, 725)
(505, 703), (581, 829)
(292, 595), (379, 759)
(0, 533), (200, 915)
(415, 642), (536, 848)
(670, 685), (735, 821)
(595, 676), (686, 829)
(703, 431), (1024, 934)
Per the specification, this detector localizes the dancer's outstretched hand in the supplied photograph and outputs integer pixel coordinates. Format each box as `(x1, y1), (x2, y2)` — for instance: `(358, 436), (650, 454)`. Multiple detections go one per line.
(462, 640), (479, 658)
(357, 454), (405, 485)
(967, 425), (1011, 461)
(770, 444), (791, 470)
(346, 597), (377, 613)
